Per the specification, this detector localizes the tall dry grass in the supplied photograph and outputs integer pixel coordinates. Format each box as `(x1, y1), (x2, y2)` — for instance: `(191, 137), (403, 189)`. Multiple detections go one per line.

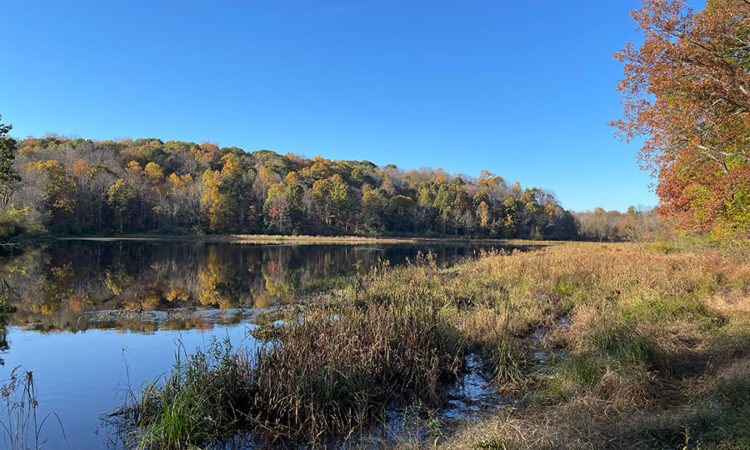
(443, 242), (750, 449)
(113, 298), (465, 447)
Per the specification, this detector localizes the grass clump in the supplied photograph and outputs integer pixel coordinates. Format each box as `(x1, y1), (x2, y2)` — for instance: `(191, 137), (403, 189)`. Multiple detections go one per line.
(623, 294), (711, 323)
(579, 319), (667, 372)
(631, 357), (750, 449)
(114, 302), (464, 447)
(250, 304), (464, 440)
(113, 338), (252, 448)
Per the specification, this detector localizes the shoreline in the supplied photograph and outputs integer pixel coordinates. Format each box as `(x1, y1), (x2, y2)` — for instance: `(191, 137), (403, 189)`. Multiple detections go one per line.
(49, 233), (560, 246)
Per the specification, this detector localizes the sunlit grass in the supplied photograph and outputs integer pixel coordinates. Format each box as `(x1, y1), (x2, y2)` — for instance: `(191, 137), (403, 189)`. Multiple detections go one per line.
(115, 241), (750, 448)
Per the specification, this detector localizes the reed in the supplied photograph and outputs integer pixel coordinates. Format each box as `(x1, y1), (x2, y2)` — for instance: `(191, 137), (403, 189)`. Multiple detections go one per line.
(114, 303), (464, 447)
(1, 366), (65, 450)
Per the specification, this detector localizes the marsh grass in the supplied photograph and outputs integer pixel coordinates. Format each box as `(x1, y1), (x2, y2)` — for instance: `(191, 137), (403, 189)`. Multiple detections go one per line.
(249, 303), (464, 441)
(444, 242), (750, 449)
(110, 337), (253, 448)
(114, 301), (465, 447)
(116, 241), (750, 448)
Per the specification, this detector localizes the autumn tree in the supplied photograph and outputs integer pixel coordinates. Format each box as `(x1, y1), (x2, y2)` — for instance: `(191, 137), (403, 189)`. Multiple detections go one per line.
(28, 160), (77, 225)
(144, 162), (165, 186)
(613, 0), (750, 237)
(311, 178), (334, 227)
(107, 179), (135, 233)
(476, 201), (491, 231)
(360, 185), (385, 233)
(200, 169), (232, 233)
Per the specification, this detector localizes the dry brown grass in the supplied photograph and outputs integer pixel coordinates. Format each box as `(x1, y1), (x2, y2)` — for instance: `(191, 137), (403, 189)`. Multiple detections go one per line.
(442, 241), (750, 449)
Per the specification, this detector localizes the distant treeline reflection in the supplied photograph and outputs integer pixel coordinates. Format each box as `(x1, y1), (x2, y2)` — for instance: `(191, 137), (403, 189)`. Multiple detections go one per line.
(0, 241), (503, 334)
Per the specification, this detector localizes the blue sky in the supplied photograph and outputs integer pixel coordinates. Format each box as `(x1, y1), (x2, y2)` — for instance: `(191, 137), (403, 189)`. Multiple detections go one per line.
(1, 0), (703, 211)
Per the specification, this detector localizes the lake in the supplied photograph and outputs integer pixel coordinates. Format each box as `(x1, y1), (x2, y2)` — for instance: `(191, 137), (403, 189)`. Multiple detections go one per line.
(0, 239), (526, 448)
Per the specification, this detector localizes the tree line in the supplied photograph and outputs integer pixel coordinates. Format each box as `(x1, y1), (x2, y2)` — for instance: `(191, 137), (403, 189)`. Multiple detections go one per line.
(0, 125), (658, 241)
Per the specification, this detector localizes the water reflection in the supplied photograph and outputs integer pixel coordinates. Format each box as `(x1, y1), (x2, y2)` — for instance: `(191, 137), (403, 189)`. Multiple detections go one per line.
(0, 240), (514, 335)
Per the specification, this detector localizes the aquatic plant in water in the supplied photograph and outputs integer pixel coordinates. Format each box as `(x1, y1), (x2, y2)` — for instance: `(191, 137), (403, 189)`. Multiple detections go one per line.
(1, 366), (65, 449)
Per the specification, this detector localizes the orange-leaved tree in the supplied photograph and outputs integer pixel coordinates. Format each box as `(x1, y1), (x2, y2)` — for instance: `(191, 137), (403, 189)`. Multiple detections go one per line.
(613, 0), (749, 237)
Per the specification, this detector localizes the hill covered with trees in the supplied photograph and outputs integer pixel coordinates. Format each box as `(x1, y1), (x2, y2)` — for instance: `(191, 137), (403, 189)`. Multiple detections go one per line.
(1, 135), (584, 239)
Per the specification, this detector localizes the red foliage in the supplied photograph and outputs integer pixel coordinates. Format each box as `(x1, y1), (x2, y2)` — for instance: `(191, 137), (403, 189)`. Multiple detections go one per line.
(613, 0), (750, 235)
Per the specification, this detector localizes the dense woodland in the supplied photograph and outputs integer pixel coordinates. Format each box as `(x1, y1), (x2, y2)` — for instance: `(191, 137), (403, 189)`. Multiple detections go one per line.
(0, 131), (657, 241)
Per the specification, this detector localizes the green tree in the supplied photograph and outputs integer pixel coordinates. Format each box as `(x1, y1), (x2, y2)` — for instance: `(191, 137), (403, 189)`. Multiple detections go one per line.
(107, 179), (135, 232)
(0, 115), (19, 208)
(311, 178), (334, 227)
(389, 195), (416, 232)
(330, 174), (353, 231)
(359, 185), (385, 233)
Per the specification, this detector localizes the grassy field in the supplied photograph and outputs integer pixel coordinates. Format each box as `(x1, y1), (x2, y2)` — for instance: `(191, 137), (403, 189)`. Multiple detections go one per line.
(444, 242), (750, 449)
(114, 241), (750, 448)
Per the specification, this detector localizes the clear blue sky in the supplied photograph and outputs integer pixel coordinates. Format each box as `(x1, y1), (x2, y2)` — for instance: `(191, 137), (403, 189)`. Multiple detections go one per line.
(1, 0), (703, 211)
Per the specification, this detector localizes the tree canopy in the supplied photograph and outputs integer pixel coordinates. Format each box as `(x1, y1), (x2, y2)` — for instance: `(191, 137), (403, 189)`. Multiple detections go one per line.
(0, 134), (590, 239)
(613, 0), (749, 238)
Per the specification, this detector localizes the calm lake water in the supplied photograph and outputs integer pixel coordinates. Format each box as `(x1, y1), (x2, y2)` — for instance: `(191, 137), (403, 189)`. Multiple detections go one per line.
(0, 239), (525, 449)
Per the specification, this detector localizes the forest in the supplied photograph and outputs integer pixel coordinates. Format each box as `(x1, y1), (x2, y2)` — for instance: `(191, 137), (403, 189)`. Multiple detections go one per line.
(0, 131), (657, 241)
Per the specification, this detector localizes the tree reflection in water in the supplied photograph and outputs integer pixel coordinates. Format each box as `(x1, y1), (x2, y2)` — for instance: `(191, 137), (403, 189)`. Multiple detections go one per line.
(0, 240), (523, 337)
